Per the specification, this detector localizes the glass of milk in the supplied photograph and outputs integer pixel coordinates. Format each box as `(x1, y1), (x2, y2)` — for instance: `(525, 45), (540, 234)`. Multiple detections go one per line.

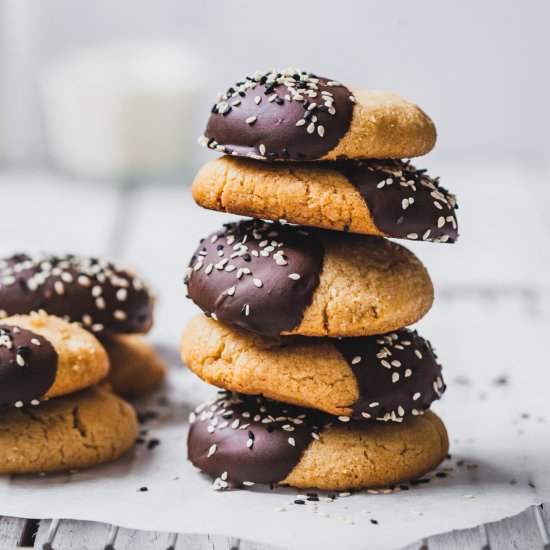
(41, 41), (204, 182)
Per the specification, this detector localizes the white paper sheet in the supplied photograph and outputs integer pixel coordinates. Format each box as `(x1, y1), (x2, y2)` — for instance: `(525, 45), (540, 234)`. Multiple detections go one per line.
(0, 293), (549, 550)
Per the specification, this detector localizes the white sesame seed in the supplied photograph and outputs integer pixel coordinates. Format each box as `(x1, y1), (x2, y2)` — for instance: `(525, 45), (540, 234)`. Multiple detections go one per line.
(398, 406), (405, 416)
(31, 338), (41, 346)
(415, 350), (423, 359)
(361, 412), (371, 419)
(369, 402), (379, 408)
(259, 144), (266, 155)
(407, 233), (418, 239)
(207, 444), (217, 458)
(295, 119), (306, 127)
(338, 416), (351, 422)
(288, 273), (300, 280)
(253, 278), (263, 288)
(254, 96), (261, 105)
(15, 401), (23, 408)
(245, 116), (257, 124)
(114, 310), (127, 320)
(306, 123), (315, 134)
(392, 372), (400, 383)
(405, 369), (412, 377)
(227, 286), (236, 296)
(413, 392), (421, 400)
(317, 125), (325, 137)
(288, 437), (296, 447)
(16, 354), (26, 367)
(351, 355), (361, 364)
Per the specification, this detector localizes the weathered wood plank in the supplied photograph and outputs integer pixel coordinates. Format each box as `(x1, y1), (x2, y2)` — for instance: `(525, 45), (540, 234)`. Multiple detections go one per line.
(0, 516), (26, 547)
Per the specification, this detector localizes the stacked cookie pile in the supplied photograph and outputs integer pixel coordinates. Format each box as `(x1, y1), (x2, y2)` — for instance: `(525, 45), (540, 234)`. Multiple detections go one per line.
(0, 254), (164, 474)
(182, 69), (459, 491)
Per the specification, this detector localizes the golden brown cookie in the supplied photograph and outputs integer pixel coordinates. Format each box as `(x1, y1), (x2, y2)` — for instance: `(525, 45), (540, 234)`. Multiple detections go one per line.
(102, 334), (166, 397)
(188, 393), (448, 490)
(186, 220), (433, 338)
(181, 315), (445, 421)
(192, 157), (458, 243)
(199, 68), (436, 161)
(0, 386), (137, 474)
(0, 311), (109, 408)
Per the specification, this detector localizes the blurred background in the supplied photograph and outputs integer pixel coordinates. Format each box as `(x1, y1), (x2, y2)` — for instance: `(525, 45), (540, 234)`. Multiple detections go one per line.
(0, 0), (549, 348)
(1, 0), (549, 174)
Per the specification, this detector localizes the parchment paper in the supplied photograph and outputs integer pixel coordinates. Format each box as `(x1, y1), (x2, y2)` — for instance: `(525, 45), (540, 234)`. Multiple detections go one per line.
(0, 294), (548, 550)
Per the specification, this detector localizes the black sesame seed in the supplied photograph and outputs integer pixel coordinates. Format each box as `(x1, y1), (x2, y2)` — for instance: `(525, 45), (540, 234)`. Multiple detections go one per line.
(435, 472), (447, 478)
(275, 97), (284, 105)
(294, 499), (305, 505)
(138, 487), (148, 492)
(370, 519), (378, 525)
(243, 254), (251, 262)
(17, 346), (30, 358)
(147, 439), (160, 450)
(248, 431), (255, 441)
(306, 492), (318, 497)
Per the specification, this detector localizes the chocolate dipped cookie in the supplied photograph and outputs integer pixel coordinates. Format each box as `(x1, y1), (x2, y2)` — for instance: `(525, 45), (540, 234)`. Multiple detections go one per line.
(0, 311), (109, 408)
(0, 253), (154, 334)
(0, 386), (137, 474)
(192, 157), (458, 242)
(188, 393), (448, 491)
(199, 68), (436, 161)
(185, 220), (433, 338)
(182, 315), (444, 421)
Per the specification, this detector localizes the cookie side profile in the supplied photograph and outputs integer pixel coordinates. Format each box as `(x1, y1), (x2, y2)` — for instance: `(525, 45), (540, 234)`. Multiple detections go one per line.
(182, 315), (444, 421)
(0, 386), (137, 474)
(0, 253), (154, 334)
(185, 221), (433, 338)
(102, 334), (166, 397)
(0, 312), (109, 407)
(199, 69), (435, 161)
(192, 157), (458, 242)
(188, 393), (448, 490)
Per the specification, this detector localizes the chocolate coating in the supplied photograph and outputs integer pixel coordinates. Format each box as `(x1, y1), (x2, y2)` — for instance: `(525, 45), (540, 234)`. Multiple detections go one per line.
(0, 325), (57, 407)
(187, 392), (326, 489)
(201, 69), (355, 161)
(0, 254), (153, 334)
(335, 329), (445, 421)
(336, 159), (458, 243)
(339, 160), (458, 243)
(185, 220), (324, 338)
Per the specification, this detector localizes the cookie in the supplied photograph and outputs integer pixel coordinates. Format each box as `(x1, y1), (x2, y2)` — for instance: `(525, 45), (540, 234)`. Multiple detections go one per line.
(0, 311), (109, 408)
(181, 315), (444, 421)
(0, 253), (154, 334)
(198, 68), (436, 161)
(102, 334), (166, 397)
(185, 220), (433, 338)
(192, 157), (458, 243)
(188, 393), (448, 490)
(0, 386), (137, 474)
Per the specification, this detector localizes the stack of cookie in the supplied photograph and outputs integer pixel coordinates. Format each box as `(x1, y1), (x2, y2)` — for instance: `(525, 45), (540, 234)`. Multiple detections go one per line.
(0, 254), (166, 398)
(182, 69), (458, 491)
(0, 254), (165, 474)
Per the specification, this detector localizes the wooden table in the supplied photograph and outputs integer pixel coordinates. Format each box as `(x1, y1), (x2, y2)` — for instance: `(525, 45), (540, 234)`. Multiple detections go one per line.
(1, 153), (549, 549)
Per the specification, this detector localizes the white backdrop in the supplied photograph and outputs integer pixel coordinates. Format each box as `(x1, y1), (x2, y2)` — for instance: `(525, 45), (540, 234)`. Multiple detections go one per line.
(1, 0), (549, 166)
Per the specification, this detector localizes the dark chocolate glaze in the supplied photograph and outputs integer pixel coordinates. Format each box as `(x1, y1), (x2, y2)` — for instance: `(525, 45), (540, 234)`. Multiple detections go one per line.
(185, 220), (324, 338)
(339, 160), (459, 243)
(334, 329), (445, 421)
(201, 69), (355, 161)
(0, 325), (58, 407)
(0, 254), (153, 334)
(187, 392), (327, 489)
